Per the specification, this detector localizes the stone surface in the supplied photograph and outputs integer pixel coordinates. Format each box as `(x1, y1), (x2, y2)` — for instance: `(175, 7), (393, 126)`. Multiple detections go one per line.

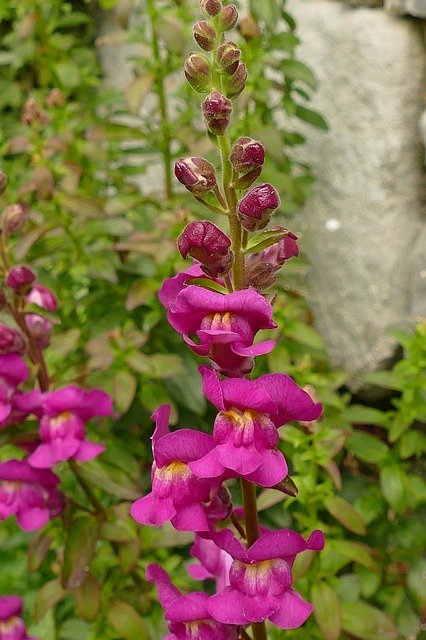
(287, 0), (425, 387)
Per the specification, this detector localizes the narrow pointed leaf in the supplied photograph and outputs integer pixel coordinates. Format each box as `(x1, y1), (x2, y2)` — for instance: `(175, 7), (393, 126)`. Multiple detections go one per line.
(312, 581), (342, 640)
(62, 516), (99, 589)
(324, 496), (366, 535)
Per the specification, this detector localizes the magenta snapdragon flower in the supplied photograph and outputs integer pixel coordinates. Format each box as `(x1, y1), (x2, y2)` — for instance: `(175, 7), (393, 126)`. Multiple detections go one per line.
(0, 459), (63, 531)
(206, 527), (324, 629)
(27, 385), (112, 468)
(146, 564), (239, 640)
(131, 405), (229, 532)
(189, 366), (322, 487)
(189, 534), (233, 591)
(0, 596), (36, 640)
(0, 354), (29, 424)
(160, 285), (276, 376)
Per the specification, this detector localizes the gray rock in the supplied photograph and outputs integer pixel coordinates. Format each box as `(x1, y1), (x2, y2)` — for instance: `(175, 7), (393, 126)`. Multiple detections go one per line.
(287, 0), (425, 387)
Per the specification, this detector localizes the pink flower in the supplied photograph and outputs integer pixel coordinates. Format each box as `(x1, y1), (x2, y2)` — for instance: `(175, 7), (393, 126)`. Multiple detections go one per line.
(161, 285), (276, 376)
(0, 595), (36, 640)
(131, 405), (229, 532)
(0, 354), (29, 425)
(26, 284), (58, 312)
(27, 385), (112, 468)
(189, 534), (233, 591)
(0, 390), (43, 431)
(189, 366), (322, 487)
(146, 564), (239, 640)
(0, 460), (63, 531)
(206, 527), (324, 629)
(158, 265), (205, 310)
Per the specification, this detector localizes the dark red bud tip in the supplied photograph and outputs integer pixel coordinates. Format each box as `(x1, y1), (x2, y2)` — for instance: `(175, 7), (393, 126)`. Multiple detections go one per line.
(217, 4), (238, 31)
(174, 157), (217, 196)
(0, 323), (26, 354)
(177, 220), (232, 277)
(1, 203), (27, 234)
(237, 183), (280, 231)
(193, 20), (216, 51)
(202, 91), (232, 136)
(0, 170), (8, 195)
(230, 137), (265, 173)
(184, 53), (211, 93)
(200, 0), (222, 16)
(5, 265), (36, 295)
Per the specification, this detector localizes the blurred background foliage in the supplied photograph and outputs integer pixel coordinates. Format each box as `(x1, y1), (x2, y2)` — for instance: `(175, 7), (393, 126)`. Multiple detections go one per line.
(0, 0), (424, 639)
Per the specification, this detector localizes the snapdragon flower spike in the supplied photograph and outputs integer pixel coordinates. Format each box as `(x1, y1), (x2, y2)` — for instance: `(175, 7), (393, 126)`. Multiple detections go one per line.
(131, 405), (229, 532)
(190, 366), (322, 486)
(0, 596), (36, 640)
(177, 221), (232, 278)
(207, 527), (325, 628)
(146, 563), (239, 640)
(27, 385), (112, 468)
(0, 459), (63, 531)
(189, 534), (233, 591)
(237, 183), (280, 231)
(161, 285), (276, 377)
(0, 354), (29, 423)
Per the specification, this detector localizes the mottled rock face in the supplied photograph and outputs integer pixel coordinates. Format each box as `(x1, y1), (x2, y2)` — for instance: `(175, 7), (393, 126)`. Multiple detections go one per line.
(288, 0), (426, 388)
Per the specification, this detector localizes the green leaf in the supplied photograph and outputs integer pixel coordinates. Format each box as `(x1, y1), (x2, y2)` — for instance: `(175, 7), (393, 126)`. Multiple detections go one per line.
(126, 352), (185, 378)
(282, 58), (317, 88)
(269, 32), (299, 52)
(78, 460), (141, 500)
(104, 194), (144, 216)
(250, 0), (280, 29)
(332, 540), (379, 572)
(379, 464), (407, 513)
(107, 601), (149, 640)
(112, 369), (137, 413)
(245, 228), (291, 254)
(295, 105), (328, 129)
(285, 322), (324, 350)
(346, 431), (389, 464)
(56, 12), (91, 27)
(126, 72), (154, 114)
(62, 516), (99, 589)
(54, 61), (81, 88)
(119, 537), (141, 574)
(399, 430), (426, 459)
(364, 370), (402, 390)
(186, 277), (228, 294)
(324, 496), (366, 535)
(311, 581), (342, 640)
(341, 405), (389, 427)
(28, 531), (53, 572)
(407, 558), (426, 609)
(125, 281), (159, 310)
(74, 574), (101, 622)
(99, 521), (135, 543)
(341, 602), (397, 640)
(33, 579), (65, 622)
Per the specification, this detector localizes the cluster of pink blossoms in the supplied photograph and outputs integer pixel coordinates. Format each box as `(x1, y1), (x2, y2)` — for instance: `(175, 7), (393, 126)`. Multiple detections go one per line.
(130, 2), (325, 637)
(0, 199), (112, 628)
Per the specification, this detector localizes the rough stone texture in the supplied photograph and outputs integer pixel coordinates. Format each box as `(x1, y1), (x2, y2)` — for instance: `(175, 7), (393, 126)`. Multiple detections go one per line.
(385, 0), (426, 16)
(287, 0), (425, 387)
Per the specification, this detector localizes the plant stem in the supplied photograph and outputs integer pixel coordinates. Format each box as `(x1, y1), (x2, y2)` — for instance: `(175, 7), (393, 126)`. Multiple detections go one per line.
(146, 0), (173, 200)
(240, 478), (260, 545)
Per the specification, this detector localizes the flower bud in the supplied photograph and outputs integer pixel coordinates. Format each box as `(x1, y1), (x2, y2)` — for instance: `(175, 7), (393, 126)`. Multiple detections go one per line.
(239, 15), (261, 40)
(200, 0), (222, 16)
(174, 157), (217, 196)
(264, 229), (299, 266)
(224, 61), (248, 98)
(217, 4), (238, 31)
(202, 91), (232, 136)
(237, 183), (280, 231)
(193, 20), (216, 51)
(25, 314), (52, 350)
(0, 323), (26, 354)
(184, 52), (211, 93)
(245, 228), (299, 289)
(1, 203), (27, 234)
(230, 137), (265, 173)
(216, 41), (241, 77)
(0, 170), (7, 195)
(177, 220), (232, 277)
(245, 261), (276, 290)
(26, 284), (58, 312)
(6, 265), (36, 295)
(46, 88), (65, 108)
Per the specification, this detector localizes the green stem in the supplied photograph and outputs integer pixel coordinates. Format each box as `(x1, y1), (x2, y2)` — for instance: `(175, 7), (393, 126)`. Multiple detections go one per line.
(146, 0), (173, 200)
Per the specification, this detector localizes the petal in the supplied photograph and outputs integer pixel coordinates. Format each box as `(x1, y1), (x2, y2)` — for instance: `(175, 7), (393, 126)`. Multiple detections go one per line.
(219, 378), (276, 414)
(216, 442), (263, 476)
(27, 444), (55, 469)
(78, 388), (112, 420)
(50, 437), (81, 462)
(187, 563), (212, 582)
(198, 366), (224, 410)
(151, 404), (171, 447)
(17, 506), (50, 531)
(259, 374), (323, 426)
(166, 592), (210, 622)
(189, 449), (225, 479)
(268, 589), (313, 629)
(74, 440), (105, 462)
(0, 595), (23, 620)
(154, 429), (214, 467)
(146, 563), (181, 612)
(208, 528), (248, 562)
(244, 450), (287, 487)
(0, 354), (29, 384)
(0, 460), (59, 487)
(171, 502), (209, 532)
(208, 590), (277, 624)
(249, 529), (317, 562)
(131, 493), (176, 526)
(232, 339), (276, 358)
